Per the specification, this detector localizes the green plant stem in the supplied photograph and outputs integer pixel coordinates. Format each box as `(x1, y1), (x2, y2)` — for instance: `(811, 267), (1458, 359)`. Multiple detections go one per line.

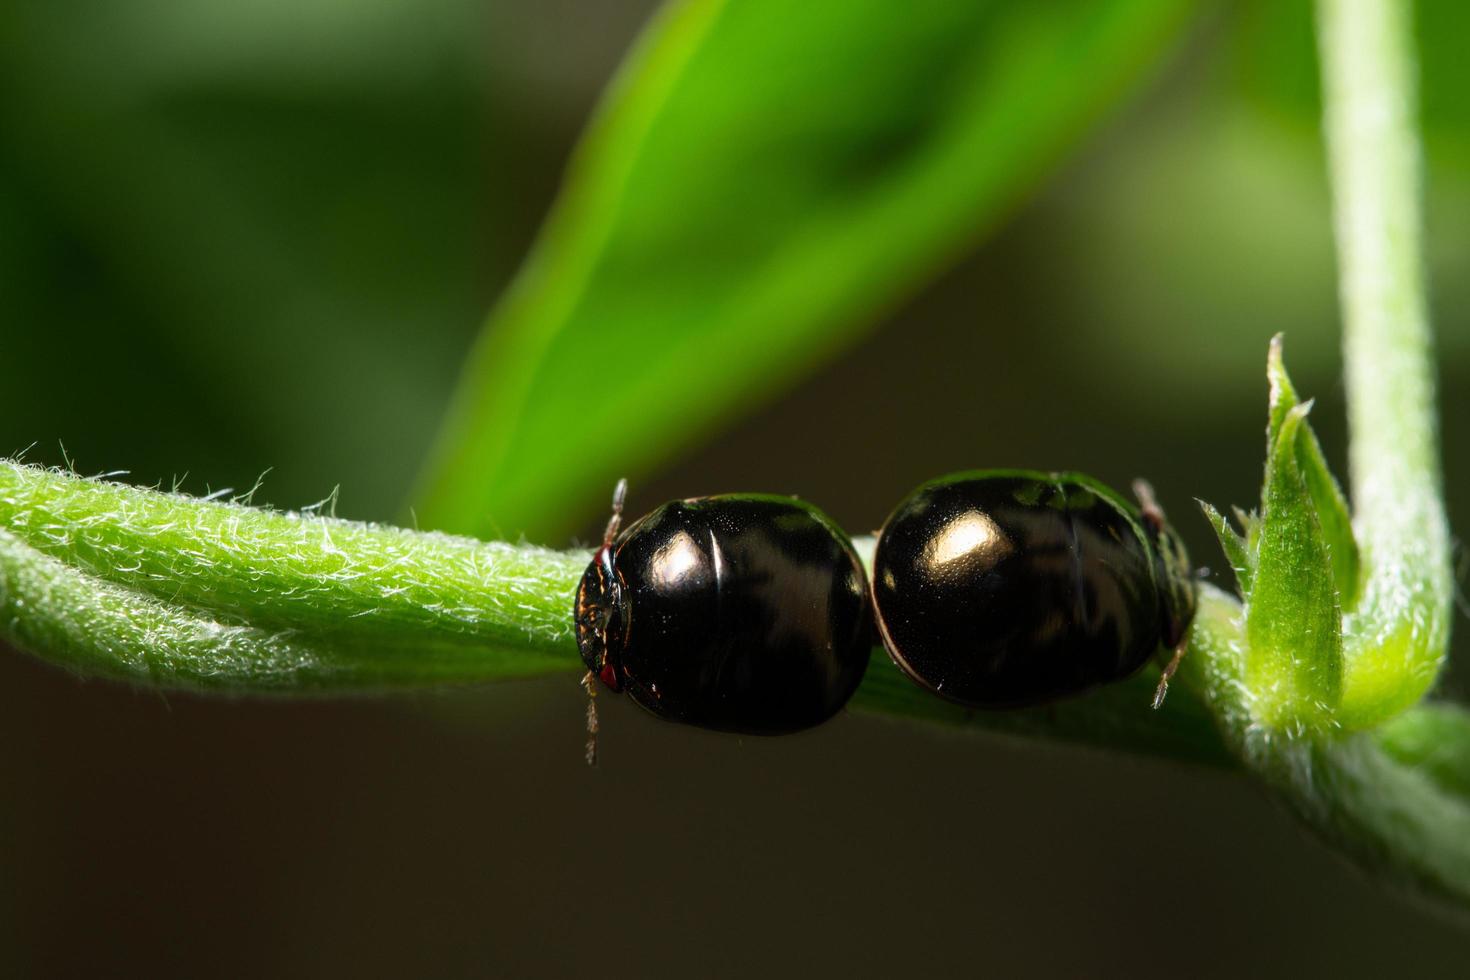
(1155, 0), (1470, 909)
(1182, 589), (1470, 909)
(0, 460), (1228, 759)
(0, 528), (566, 691)
(1317, 0), (1452, 727)
(0, 461), (582, 690)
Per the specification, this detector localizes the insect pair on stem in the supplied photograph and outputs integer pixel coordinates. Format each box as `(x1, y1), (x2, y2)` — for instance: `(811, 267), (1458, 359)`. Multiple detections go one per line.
(575, 470), (1198, 763)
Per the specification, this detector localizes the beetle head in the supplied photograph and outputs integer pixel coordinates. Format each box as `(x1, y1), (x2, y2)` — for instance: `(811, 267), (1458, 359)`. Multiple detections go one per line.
(575, 544), (627, 691)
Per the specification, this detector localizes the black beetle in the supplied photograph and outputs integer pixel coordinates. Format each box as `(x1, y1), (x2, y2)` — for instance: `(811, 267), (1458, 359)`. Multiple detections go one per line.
(870, 470), (1196, 710)
(575, 481), (872, 743)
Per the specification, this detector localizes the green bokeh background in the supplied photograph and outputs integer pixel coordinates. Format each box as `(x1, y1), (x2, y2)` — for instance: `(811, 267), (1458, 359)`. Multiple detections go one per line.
(2, 1), (1468, 975)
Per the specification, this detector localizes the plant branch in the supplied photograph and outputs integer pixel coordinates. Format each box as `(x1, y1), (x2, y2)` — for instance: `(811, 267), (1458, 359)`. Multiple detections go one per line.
(0, 460), (1229, 760)
(0, 461), (582, 690)
(1181, 587), (1470, 910)
(1153, 0), (1470, 910)
(1317, 0), (1452, 728)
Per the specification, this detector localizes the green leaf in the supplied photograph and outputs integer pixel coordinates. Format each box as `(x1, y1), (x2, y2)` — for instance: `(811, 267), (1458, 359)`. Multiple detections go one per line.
(1199, 500), (1254, 596)
(1231, 505), (1261, 555)
(1246, 401), (1343, 732)
(412, 0), (1195, 540)
(1265, 334), (1360, 605)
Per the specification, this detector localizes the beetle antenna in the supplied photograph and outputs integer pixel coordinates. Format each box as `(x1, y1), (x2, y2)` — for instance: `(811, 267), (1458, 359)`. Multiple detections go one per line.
(1152, 642), (1187, 710)
(1132, 478), (1166, 534)
(603, 478), (629, 549)
(582, 670), (600, 767)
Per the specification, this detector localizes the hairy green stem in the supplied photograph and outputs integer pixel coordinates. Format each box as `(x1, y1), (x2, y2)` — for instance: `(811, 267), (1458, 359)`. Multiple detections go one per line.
(0, 460), (1227, 759)
(1318, 0), (1451, 727)
(1183, 589), (1470, 909)
(0, 461), (581, 690)
(1155, 0), (1470, 910)
(0, 527), (566, 691)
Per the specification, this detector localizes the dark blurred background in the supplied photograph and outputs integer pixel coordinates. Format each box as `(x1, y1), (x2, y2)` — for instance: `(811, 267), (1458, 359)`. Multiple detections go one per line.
(2, 1), (1468, 975)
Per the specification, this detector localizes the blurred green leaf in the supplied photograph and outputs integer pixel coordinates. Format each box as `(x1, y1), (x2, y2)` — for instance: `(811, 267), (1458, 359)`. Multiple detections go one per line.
(414, 0), (1195, 540)
(0, 0), (505, 514)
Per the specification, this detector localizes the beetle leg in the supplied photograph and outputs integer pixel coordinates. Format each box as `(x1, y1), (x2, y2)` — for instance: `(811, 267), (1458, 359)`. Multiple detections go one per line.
(1151, 641), (1187, 709)
(581, 670), (601, 767)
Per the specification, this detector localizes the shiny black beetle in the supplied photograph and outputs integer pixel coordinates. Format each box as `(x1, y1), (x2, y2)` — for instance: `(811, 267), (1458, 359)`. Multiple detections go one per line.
(573, 471), (1196, 754)
(574, 481), (872, 743)
(870, 470), (1196, 710)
